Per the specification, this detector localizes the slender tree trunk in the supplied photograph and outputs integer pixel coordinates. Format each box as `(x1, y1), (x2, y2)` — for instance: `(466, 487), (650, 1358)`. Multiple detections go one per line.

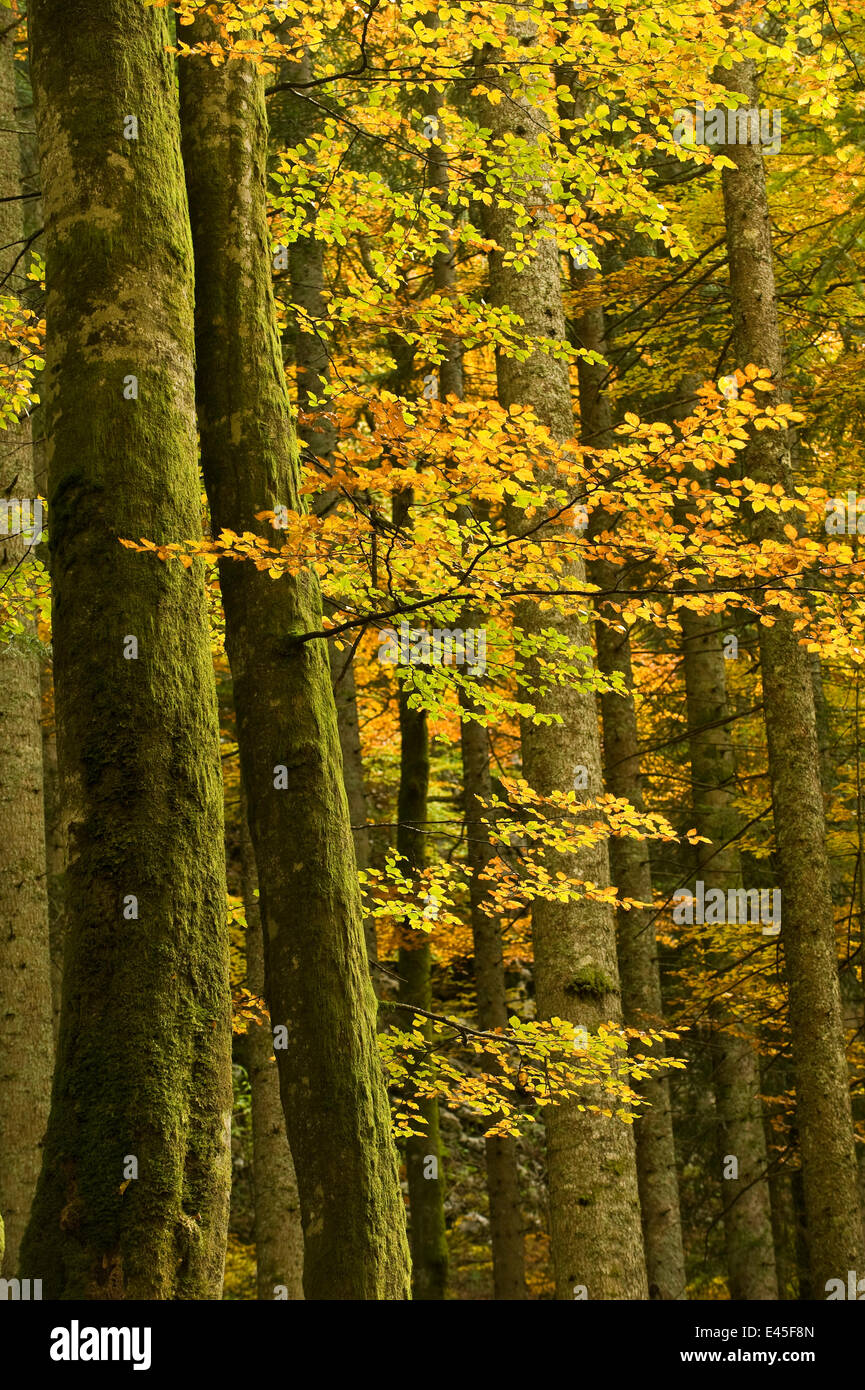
(0, 20), (54, 1279)
(40, 663), (65, 1044)
(832, 659), (865, 1205)
(461, 712), (528, 1297)
(287, 217), (376, 955)
(681, 611), (778, 1299)
(479, 15), (647, 1299)
(291, 222), (378, 956)
(574, 273), (686, 1300)
(21, 0), (233, 1297)
(270, 51), (376, 965)
(765, 1060), (798, 1300)
(330, 650), (377, 961)
(666, 375), (777, 1299)
(179, 22), (410, 1300)
(421, 54), (527, 1297)
(238, 801), (303, 1301)
(720, 53), (865, 1291)
(395, 677), (449, 1299)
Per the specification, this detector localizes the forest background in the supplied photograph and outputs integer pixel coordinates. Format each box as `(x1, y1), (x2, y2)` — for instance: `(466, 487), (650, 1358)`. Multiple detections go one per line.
(2, 0), (865, 1303)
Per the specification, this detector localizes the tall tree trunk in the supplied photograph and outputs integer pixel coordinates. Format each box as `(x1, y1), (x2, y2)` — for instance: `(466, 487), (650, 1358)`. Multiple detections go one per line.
(238, 800), (304, 1301)
(329, 649), (377, 965)
(479, 15), (647, 1299)
(461, 714), (527, 1298)
(287, 207), (376, 958)
(678, 601), (778, 1298)
(395, 676), (449, 1300)
(40, 662), (65, 1044)
(179, 21), (411, 1300)
(765, 1057), (798, 1300)
(0, 18), (54, 1279)
(21, 0), (233, 1297)
(720, 53), (865, 1292)
(420, 54), (527, 1298)
(270, 50), (376, 965)
(574, 270), (687, 1300)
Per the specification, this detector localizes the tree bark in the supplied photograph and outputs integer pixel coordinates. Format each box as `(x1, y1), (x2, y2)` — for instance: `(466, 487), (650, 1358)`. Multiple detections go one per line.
(21, 0), (233, 1298)
(179, 22), (411, 1300)
(479, 14), (647, 1299)
(238, 802), (304, 1301)
(329, 649), (377, 962)
(0, 18), (54, 1280)
(678, 602), (778, 1298)
(421, 53), (527, 1298)
(395, 679), (449, 1299)
(720, 53), (865, 1292)
(461, 712), (528, 1298)
(270, 50), (376, 965)
(574, 272), (687, 1300)
(40, 662), (65, 1045)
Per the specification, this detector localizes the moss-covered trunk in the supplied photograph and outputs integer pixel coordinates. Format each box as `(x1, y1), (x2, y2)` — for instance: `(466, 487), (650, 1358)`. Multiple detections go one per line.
(0, 19), (54, 1279)
(21, 0), (233, 1298)
(479, 14), (647, 1300)
(720, 54), (865, 1293)
(270, 50), (376, 967)
(238, 803), (303, 1301)
(178, 21), (410, 1300)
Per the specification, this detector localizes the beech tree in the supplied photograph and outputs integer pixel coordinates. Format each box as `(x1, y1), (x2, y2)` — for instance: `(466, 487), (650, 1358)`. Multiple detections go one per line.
(178, 16), (411, 1299)
(238, 801), (303, 1301)
(0, 18), (53, 1280)
(719, 52), (865, 1293)
(5, 0), (865, 1313)
(21, 0), (233, 1298)
(679, 584), (778, 1298)
(478, 12), (648, 1300)
(574, 264), (686, 1301)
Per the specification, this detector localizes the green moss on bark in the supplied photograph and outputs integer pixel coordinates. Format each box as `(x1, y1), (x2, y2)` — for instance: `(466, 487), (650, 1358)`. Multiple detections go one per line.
(21, 0), (232, 1299)
(179, 20), (410, 1300)
(477, 12), (647, 1300)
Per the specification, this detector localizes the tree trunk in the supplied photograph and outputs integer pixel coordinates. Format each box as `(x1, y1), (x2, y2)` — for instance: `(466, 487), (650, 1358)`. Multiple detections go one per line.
(396, 681), (449, 1300)
(330, 649), (377, 964)
(40, 662), (65, 1045)
(479, 14), (647, 1299)
(720, 53), (865, 1292)
(0, 19), (54, 1279)
(574, 271), (687, 1300)
(461, 712), (528, 1298)
(423, 53), (527, 1297)
(667, 380), (778, 1300)
(270, 51), (377, 966)
(21, 0), (233, 1298)
(179, 21), (411, 1300)
(681, 614), (784, 1295)
(238, 802), (304, 1301)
